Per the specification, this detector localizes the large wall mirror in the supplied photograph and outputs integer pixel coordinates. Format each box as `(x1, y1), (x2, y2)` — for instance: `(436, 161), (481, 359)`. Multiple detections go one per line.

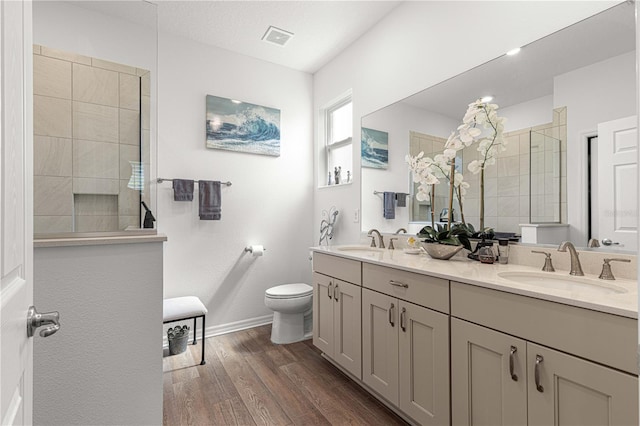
(361, 2), (636, 251)
(33, 1), (157, 236)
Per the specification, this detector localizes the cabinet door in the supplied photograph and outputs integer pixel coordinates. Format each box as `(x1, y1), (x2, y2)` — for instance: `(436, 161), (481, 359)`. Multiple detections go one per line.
(312, 272), (334, 356)
(528, 342), (638, 426)
(362, 288), (399, 405)
(451, 318), (527, 426)
(399, 301), (450, 426)
(333, 280), (362, 379)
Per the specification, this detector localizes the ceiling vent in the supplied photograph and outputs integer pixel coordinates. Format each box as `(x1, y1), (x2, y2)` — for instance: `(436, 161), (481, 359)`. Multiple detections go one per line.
(262, 26), (294, 47)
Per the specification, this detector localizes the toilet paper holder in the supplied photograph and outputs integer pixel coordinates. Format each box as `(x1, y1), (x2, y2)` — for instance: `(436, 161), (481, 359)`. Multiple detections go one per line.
(244, 245), (266, 254)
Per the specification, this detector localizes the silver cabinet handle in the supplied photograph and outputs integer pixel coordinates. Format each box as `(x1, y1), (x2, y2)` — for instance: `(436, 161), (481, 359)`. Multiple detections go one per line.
(509, 346), (518, 381)
(334, 284), (339, 301)
(388, 303), (395, 327)
(400, 307), (406, 332)
(389, 280), (409, 288)
(535, 354), (544, 392)
(27, 306), (60, 338)
(328, 282), (332, 300)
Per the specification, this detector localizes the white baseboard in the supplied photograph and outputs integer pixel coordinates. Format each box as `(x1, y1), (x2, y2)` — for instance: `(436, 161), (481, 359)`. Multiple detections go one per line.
(163, 314), (273, 347)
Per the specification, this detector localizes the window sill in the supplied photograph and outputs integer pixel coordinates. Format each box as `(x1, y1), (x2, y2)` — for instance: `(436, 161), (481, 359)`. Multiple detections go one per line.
(318, 182), (353, 190)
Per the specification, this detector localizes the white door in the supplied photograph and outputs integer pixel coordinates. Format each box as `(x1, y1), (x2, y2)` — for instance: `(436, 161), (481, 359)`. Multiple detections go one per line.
(1, 1), (34, 424)
(597, 116), (637, 250)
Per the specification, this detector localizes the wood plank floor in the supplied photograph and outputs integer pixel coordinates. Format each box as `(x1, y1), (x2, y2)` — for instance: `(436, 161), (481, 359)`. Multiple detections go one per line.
(163, 324), (408, 426)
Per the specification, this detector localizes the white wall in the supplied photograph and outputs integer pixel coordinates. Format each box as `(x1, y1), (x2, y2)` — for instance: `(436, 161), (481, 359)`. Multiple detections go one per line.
(555, 51), (636, 245)
(157, 32), (314, 332)
(501, 95), (554, 132)
(313, 1), (617, 245)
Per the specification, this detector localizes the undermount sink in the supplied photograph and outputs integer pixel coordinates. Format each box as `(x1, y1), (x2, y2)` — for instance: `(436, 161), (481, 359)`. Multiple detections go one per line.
(497, 271), (628, 295)
(335, 245), (384, 253)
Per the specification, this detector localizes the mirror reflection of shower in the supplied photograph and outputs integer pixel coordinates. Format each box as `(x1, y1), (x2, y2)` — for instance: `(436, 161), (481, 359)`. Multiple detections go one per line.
(529, 130), (561, 224)
(33, 46), (151, 234)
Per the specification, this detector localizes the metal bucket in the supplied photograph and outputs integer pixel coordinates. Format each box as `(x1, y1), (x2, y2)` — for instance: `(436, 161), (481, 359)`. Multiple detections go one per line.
(167, 325), (190, 355)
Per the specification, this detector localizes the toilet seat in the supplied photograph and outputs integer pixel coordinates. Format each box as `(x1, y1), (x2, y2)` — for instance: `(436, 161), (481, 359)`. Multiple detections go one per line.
(265, 283), (312, 299)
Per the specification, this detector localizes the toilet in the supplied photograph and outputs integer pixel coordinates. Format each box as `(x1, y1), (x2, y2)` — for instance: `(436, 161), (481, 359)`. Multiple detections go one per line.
(264, 283), (313, 344)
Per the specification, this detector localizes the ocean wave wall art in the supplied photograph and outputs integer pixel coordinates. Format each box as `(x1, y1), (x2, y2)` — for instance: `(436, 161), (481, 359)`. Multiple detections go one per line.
(361, 127), (388, 169)
(206, 95), (280, 157)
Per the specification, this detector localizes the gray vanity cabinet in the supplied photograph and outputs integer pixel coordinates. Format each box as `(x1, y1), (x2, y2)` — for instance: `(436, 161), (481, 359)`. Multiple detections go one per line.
(451, 281), (638, 426)
(362, 263), (450, 426)
(312, 253), (362, 379)
(527, 342), (638, 426)
(451, 318), (527, 426)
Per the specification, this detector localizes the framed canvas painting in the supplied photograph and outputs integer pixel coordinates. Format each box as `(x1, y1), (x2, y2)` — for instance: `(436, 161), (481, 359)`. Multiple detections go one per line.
(206, 95), (280, 156)
(361, 127), (388, 169)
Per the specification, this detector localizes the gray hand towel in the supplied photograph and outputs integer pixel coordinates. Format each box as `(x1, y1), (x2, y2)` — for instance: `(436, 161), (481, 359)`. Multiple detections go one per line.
(172, 179), (194, 201)
(383, 192), (395, 219)
(199, 180), (221, 220)
(395, 193), (408, 207)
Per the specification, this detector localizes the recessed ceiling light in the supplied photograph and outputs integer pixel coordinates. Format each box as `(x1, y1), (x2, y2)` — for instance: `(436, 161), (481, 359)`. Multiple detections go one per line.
(506, 47), (521, 56)
(231, 99), (242, 104)
(262, 26), (294, 47)
(481, 96), (494, 103)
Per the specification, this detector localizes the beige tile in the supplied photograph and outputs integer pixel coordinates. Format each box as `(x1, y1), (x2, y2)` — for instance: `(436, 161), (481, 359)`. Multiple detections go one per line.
(34, 55), (71, 99)
(34, 216), (72, 234)
(141, 95), (150, 130)
(73, 139), (119, 179)
(141, 72), (150, 96)
(41, 46), (91, 65)
(73, 101), (119, 143)
(120, 144), (140, 179)
(92, 58), (137, 75)
(519, 175), (529, 195)
(119, 179), (141, 216)
(119, 73), (140, 110)
(497, 176), (520, 197)
(73, 63), (118, 107)
(520, 196), (529, 217)
(34, 136), (72, 177)
(34, 176), (72, 215)
(136, 68), (150, 77)
(33, 44), (42, 54)
(497, 156), (519, 177)
(142, 130), (151, 165)
(120, 109), (141, 145)
(502, 136), (519, 156)
(119, 215), (140, 230)
(74, 194), (118, 216)
(484, 177), (497, 197)
(519, 154), (530, 176)
(498, 196), (520, 217)
(74, 215), (119, 233)
(73, 177), (119, 195)
(34, 95), (72, 138)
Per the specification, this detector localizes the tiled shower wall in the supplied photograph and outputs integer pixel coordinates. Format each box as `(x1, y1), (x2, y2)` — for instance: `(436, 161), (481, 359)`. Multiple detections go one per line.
(409, 107), (568, 234)
(33, 45), (150, 233)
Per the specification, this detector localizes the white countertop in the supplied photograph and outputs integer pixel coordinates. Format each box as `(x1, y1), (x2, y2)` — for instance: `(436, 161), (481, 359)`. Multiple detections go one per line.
(311, 245), (638, 319)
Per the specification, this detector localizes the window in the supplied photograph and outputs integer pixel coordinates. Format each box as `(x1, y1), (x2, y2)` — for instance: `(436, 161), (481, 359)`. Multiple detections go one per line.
(324, 95), (352, 186)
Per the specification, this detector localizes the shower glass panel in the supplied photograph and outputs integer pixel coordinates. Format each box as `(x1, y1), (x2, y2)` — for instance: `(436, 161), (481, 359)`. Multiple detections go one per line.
(33, 1), (157, 236)
(529, 130), (561, 223)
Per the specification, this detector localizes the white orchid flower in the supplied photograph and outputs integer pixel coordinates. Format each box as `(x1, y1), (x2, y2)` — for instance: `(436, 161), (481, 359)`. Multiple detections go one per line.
(468, 160), (482, 174)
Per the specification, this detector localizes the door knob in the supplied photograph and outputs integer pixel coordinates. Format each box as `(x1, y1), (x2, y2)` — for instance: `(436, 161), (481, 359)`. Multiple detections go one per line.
(27, 306), (60, 338)
(601, 238), (620, 246)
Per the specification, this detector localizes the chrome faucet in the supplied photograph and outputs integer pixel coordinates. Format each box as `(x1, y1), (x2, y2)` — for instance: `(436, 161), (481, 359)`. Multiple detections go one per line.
(368, 229), (385, 248)
(394, 228), (407, 234)
(557, 241), (584, 276)
(588, 238), (600, 248)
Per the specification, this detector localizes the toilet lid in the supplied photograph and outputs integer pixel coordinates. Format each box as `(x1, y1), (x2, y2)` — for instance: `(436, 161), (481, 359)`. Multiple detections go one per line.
(266, 283), (312, 299)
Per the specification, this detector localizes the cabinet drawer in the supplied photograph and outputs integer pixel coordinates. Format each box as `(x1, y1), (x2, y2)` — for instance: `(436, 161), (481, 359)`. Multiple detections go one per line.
(363, 262), (449, 314)
(313, 252), (361, 285)
(451, 281), (638, 375)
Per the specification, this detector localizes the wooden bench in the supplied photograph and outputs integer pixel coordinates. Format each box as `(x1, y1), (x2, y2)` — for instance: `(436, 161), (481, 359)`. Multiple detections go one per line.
(163, 296), (207, 365)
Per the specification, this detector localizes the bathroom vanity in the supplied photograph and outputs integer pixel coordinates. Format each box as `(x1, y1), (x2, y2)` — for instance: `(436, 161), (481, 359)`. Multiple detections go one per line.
(311, 246), (638, 426)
